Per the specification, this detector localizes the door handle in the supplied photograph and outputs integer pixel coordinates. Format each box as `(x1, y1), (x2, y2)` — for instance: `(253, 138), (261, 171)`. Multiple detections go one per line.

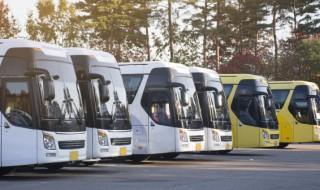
(4, 122), (10, 129)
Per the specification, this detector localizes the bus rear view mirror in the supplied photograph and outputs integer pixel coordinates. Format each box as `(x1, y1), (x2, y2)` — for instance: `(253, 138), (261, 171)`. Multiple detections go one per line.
(43, 77), (55, 101)
(215, 94), (223, 108)
(99, 80), (111, 103)
(180, 89), (189, 107)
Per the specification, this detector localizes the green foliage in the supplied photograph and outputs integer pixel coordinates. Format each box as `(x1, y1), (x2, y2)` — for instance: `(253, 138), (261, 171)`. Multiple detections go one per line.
(26, 0), (85, 47)
(0, 1), (20, 39)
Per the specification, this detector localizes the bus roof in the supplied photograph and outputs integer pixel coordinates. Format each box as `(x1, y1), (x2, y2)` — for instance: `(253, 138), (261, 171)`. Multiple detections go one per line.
(67, 48), (118, 68)
(0, 39), (68, 59)
(220, 74), (268, 85)
(269, 81), (319, 90)
(119, 61), (192, 77)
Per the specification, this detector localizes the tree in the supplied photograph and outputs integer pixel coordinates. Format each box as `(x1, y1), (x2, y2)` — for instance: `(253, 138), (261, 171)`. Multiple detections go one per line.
(27, 0), (85, 47)
(0, 0), (20, 38)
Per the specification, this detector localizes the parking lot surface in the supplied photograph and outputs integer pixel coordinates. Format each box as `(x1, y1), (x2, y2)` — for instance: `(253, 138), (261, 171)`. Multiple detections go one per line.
(1, 144), (320, 190)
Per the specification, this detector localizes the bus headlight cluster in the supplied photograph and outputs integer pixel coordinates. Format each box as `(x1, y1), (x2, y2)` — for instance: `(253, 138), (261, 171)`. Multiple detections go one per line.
(179, 129), (189, 142)
(262, 130), (269, 139)
(211, 130), (220, 142)
(98, 130), (109, 146)
(43, 132), (56, 150)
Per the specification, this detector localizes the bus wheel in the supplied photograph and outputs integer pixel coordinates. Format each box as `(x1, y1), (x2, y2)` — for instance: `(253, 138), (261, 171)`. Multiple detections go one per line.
(278, 143), (289, 149)
(129, 155), (149, 163)
(0, 168), (12, 176)
(218, 150), (233, 154)
(45, 163), (66, 170)
(161, 153), (180, 160)
(83, 161), (97, 167)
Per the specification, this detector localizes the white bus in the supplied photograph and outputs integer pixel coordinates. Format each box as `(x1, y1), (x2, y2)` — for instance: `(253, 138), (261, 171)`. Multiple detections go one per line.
(0, 39), (86, 175)
(120, 61), (205, 161)
(190, 67), (233, 153)
(67, 48), (132, 163)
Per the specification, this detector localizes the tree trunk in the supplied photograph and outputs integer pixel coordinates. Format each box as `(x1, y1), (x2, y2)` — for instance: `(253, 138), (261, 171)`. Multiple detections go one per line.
(168, 0), (174, 62)
(146, 26), (151, 61)
(215, 0), (221, 70)
(293, 0), (297, 39)
(203, 0), (208, 67)
(272, 4), (278, 79)
(238, 0), (243, 53)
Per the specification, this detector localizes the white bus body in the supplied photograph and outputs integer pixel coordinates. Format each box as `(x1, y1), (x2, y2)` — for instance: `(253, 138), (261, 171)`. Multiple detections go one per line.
(190, 67), (233, 152)
(0, 39), (86, 174)
(120, 61), (205, 160)
(67, 48), (132, 159)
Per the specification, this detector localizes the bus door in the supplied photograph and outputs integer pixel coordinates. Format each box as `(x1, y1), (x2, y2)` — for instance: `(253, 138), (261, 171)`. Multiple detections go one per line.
(234, 95), (260, 147)
(145, 90), (175, 154)
(1, 79), (37, 166)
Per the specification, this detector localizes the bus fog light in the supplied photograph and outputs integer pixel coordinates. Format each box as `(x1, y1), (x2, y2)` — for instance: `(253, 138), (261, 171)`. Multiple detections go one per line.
(179, 129), (188, 142)
(98, 130), (109, 146)
(43, 132), (56, 150)
(262, 131), (269, 139)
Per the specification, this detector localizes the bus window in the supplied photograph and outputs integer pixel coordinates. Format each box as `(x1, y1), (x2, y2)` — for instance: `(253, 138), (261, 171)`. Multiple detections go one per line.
(271, 90), (289, 110)
(122, 75), (143, 104)
(232, 96), (259, 126)
(223, 84), (233, 98)
(4, 81), (33, 128)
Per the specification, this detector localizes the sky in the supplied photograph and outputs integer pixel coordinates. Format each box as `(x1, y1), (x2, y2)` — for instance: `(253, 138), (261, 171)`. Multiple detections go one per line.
(4, 0), (291, 39)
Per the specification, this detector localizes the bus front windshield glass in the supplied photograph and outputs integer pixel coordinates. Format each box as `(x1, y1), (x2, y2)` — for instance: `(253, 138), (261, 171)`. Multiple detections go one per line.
(256, 86), (278, 129)
(173, 77), (203, 129)
(92, 66), (131, 130)
(206, 81), (231, 130)
(310, 90), (320, 125)
(37, 61), (85, 128)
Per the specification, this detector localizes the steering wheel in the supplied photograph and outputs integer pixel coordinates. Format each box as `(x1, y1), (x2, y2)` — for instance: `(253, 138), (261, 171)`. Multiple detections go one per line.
(7, 109), (32, 127)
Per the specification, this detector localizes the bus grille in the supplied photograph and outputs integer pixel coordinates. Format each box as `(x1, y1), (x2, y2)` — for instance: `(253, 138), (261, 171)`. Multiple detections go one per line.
(58, 140), (85, 149)
(111, 138), (131, 146)
(221, 136), (232, 142)
(270, 134), (279, 139)
(190, 135), (204, 142)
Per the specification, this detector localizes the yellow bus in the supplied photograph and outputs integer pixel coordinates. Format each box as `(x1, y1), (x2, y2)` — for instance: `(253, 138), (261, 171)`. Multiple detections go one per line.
(220, 74), (280, 148)
(269, 81), (320, 148)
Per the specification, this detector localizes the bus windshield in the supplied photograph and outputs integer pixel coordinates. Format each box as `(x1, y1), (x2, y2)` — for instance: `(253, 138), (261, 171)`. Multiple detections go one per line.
(173, 76), (203, 129)
(255, 86), (278, 129)
(92, 66), (131, 130)
(37, 61), (85, 131)
(206, 81), (231, 130)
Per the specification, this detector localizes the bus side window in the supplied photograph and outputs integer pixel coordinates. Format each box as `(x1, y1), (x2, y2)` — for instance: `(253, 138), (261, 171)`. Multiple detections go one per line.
(3, 81), (33, 128)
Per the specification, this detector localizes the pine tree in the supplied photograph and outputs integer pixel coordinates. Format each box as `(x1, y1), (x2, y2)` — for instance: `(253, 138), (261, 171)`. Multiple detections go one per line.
(0, 0), (20, 39)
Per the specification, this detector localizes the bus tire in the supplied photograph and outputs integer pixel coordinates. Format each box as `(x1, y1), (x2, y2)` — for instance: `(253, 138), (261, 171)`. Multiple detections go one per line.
(161, 153), (180, 160)
(83, 161), (97, 166)
(128, 155), (149, 163)
(45, 163), (66, 170)
(278, 143), (289, 149)
(0, 168), (12, 176)
(218, 150), (233, 154)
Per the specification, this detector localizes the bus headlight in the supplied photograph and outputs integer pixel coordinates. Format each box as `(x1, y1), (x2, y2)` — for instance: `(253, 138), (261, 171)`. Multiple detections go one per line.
(179, 129), (189, 142)
(262, 130), (269, 139)
(212, 130), (220, 142)
(43, 132), (56, 150)
(98, 130), (109, 146)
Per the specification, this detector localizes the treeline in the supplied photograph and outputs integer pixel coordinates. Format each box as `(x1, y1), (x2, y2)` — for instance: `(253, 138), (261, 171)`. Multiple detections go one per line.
(0, 0), (320, 84)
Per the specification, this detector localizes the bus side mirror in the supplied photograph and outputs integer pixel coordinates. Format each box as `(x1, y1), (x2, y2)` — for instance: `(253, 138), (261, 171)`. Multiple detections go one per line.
(99, 80), (111, 103)
(265, 98), (272, 109)
(43, 77), (55, 101)
(215, 94), (223, 108)
(180, 89), (189, 106)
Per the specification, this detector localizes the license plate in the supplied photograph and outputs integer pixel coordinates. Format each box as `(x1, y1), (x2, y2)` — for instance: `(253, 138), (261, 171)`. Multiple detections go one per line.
(195, 143), (202, 151)
(120, 147), (127, 156)
(69, 151), (79, 161)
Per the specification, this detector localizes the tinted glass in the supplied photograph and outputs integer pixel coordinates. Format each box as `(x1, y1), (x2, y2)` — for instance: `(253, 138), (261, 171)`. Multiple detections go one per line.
(289, 85), (316, 125)
(174, 76), (203, 129)
(271, 90), (289, 110)
(4, 81), (33, 128)
(122, 74), (143, 104)
(223, 84), (233, 98)
(92, 67), (131, 130)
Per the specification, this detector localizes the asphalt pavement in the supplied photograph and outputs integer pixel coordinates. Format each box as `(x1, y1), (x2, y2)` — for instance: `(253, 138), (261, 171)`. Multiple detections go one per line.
(1, 144), (320, 190)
